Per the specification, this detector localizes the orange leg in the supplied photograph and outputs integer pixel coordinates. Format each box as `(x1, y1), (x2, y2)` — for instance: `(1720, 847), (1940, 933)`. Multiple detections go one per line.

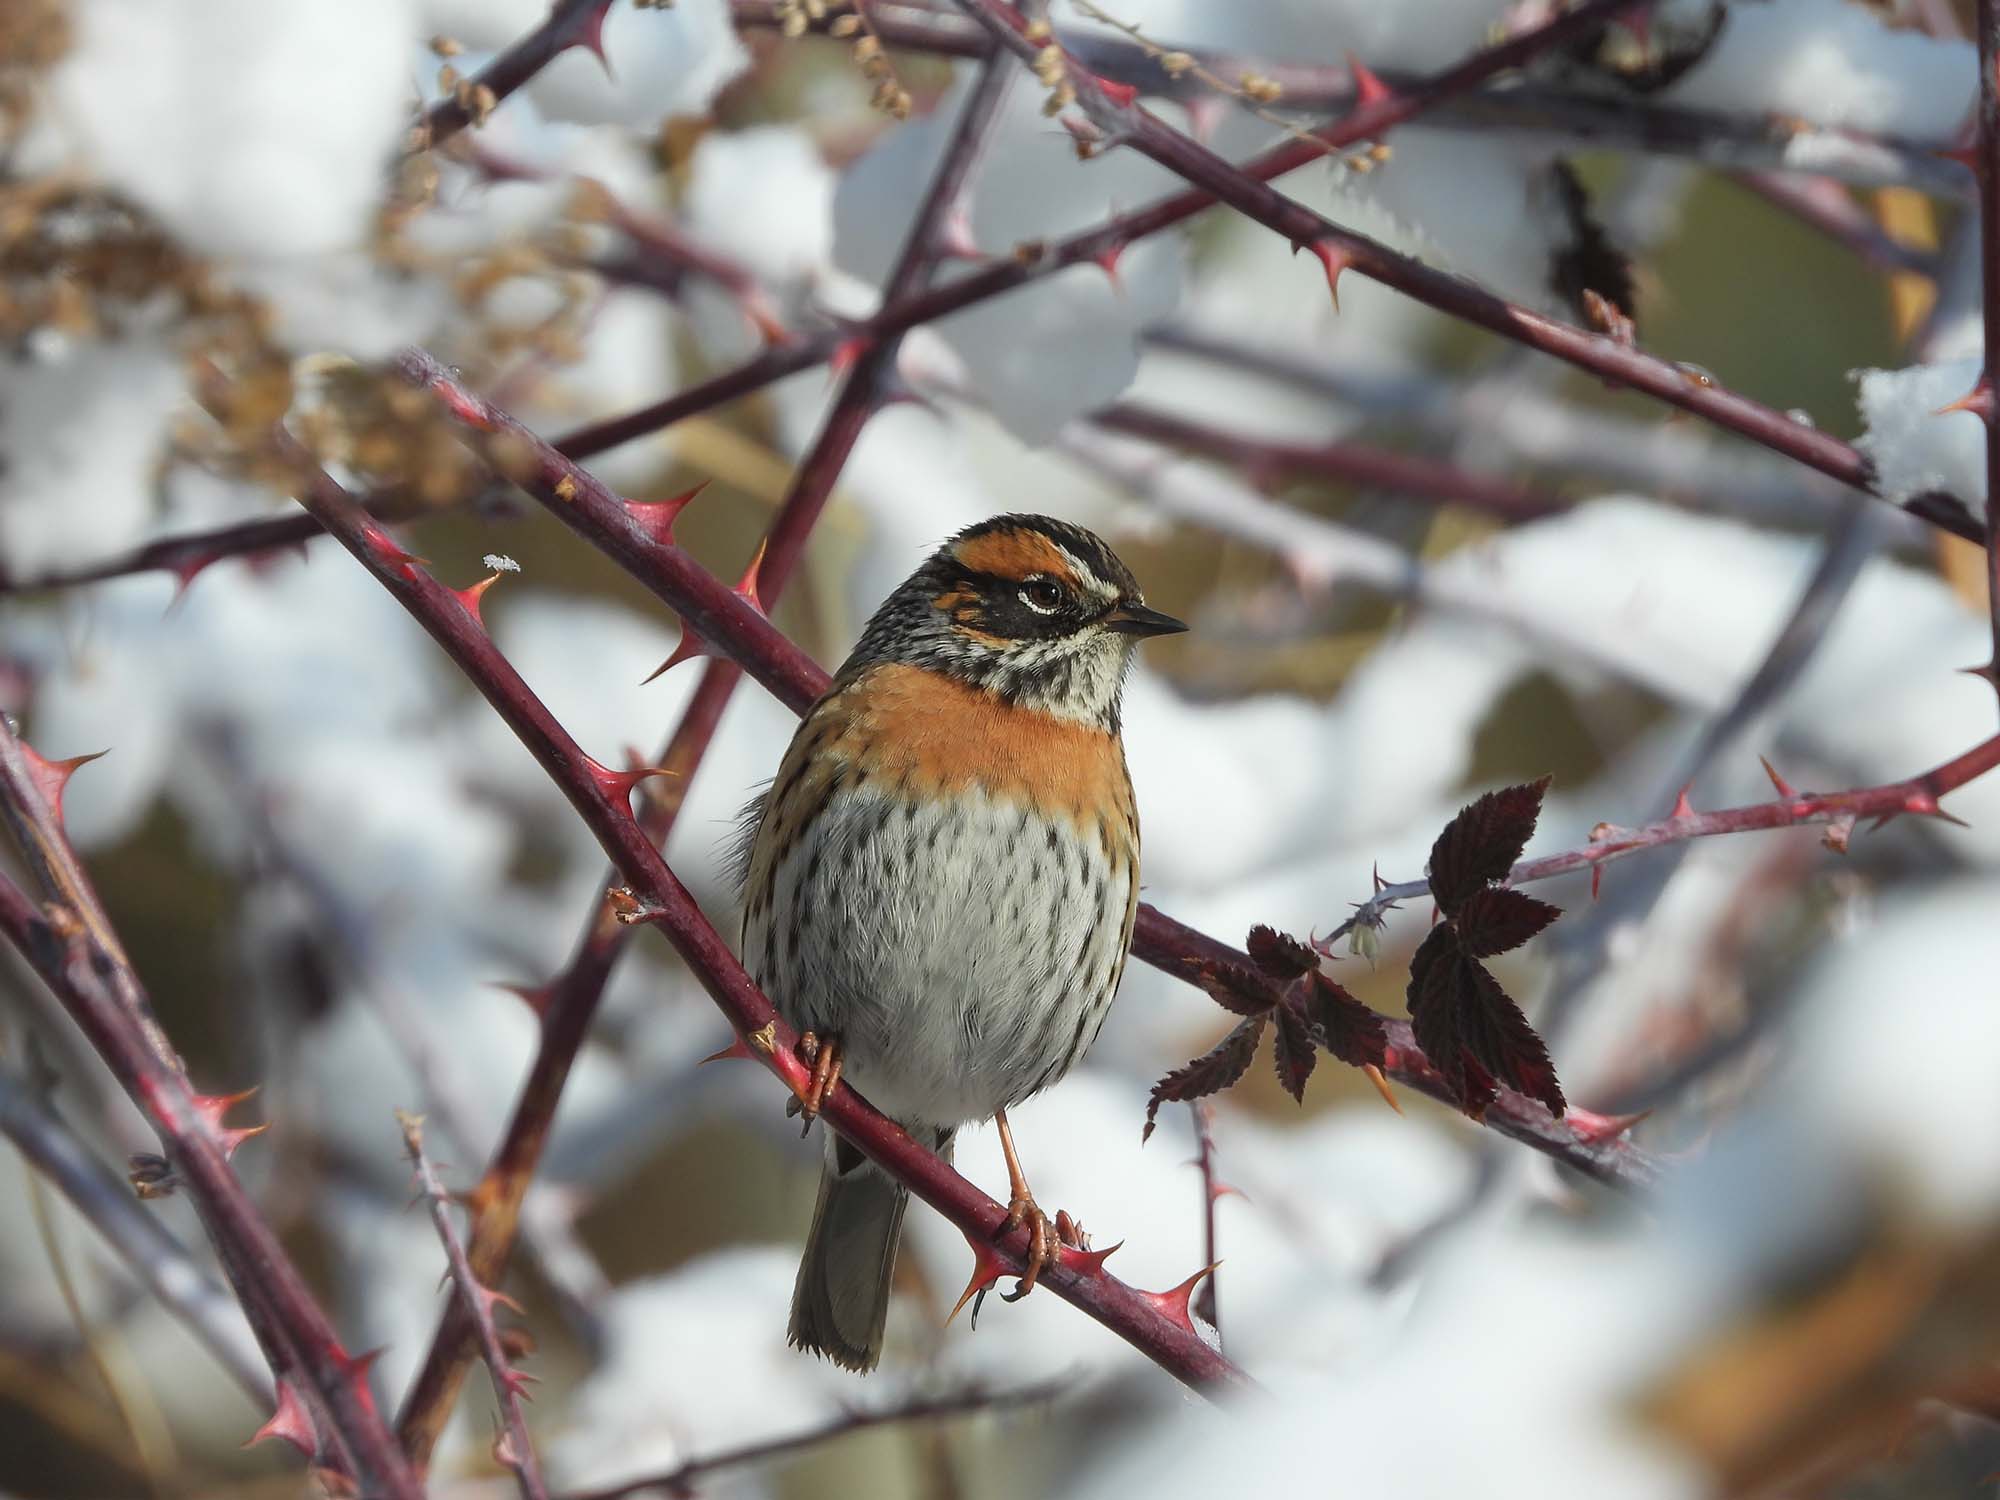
(794, 1031), (844, 1133)
(993, 1108), (1083, 1298)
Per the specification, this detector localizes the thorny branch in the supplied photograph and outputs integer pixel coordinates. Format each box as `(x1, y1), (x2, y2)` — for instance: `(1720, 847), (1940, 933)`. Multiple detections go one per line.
(390, 349), (1660, 1188)
(1092, 402), (1565, 524)
(1142, 324), (1878, 537)
(1977, 0), (2000, 712)
(6, 0), (1989, 1485)
(732, 1), (1973, 195)
(275, 433), (1251, 1395)
(0, 716), (423, 1499)
(400, 1112), (550, 1500)
(394, 58), (1016, 1462)
(949, 0), (1984, 542)
(7, 0), (1875, 603)
(0, 1058), (271, 1405)
(417, 0), (613, 149)
(1129, 908), (1659, 1189)
(1323, 732), (2000, 956)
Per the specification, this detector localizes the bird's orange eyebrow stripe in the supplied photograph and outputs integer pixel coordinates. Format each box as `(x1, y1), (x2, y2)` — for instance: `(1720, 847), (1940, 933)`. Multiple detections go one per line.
(951, 528), (1075, 584)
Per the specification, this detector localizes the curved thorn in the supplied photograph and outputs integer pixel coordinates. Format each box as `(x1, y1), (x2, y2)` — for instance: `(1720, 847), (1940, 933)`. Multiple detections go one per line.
(624, 480), (708, 546)
(1362, 1063), (1402, 1115)
(453, 572), (501, 627)
(1140, 1262), (1222, 1332)
(244, 1379), (317, 1456)
(946, 1236), (1012, 1326)
(1759, 754), (1797, 798)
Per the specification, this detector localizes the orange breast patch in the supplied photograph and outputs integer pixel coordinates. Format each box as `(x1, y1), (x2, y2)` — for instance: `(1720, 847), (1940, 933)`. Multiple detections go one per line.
(831, 663), (1133, 835)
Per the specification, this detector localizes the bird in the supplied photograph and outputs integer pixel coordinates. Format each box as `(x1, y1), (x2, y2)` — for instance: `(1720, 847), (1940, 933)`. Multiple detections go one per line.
(736, 513), (1185, 1372)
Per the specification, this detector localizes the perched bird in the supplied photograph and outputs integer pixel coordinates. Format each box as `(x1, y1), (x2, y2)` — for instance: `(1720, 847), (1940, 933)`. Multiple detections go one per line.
(738, 513), (1185, 1371)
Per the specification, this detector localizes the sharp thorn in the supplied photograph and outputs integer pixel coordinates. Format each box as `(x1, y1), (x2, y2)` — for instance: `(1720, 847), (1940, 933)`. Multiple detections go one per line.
(1363, 1063), (1402, 1115)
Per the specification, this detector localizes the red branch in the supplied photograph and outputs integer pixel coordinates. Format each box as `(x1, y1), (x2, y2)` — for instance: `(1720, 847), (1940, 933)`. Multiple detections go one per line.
(0, 724), (422, 1500)
(420, 0), (613, 148)
(13, 0), (1975, 601)
(949, 0), (1983, 543)
(392, 62), (1015, 1459)
(277, 441), (1250, 1394)
(736, 3), (1968, 197)
(400, 1113), (549, 1500)
(1093, 402), (1564, 522)
(391, 350), (1659, 1188)
(1323, 735), (2000, 952)
(1978, 0), (2000, 700)
(0, 508), (351, 599)
(1129, 909), (1657, 1188)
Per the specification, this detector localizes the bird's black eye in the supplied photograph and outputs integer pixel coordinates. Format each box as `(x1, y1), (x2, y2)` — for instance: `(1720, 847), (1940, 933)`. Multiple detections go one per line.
(1018, 576), (1064, 614)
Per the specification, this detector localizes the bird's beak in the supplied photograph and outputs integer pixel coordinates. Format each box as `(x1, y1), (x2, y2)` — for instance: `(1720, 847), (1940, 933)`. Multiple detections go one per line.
(1102, 600), (1188, 638)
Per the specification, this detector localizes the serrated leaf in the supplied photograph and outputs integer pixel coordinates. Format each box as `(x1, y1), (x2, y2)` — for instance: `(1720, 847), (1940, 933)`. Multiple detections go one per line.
(1454, 956), (1565, 1116)
(1143, 1018), (1265, 1141)
(1406, 924), (1565, 1118)
(1246, 924), (1318, 980)
(1303, 971), (1388, 1069)
(1406, 926), (1487, 1116)
(1182, 959), (1282, 1017)
(1271, 993), (1317, 1104)
(1455, 887), (1562, 958)
(1425, 776), (1550, 916)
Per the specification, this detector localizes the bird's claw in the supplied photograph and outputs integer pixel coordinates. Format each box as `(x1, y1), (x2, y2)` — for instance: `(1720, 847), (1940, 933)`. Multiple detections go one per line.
(998, 1193), (1085, 1301)
(794, 1031), (843, 1136)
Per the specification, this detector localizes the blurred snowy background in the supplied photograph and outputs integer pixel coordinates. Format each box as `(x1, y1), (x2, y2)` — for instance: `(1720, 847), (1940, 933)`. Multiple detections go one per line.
(5, 0), (2000, 1495)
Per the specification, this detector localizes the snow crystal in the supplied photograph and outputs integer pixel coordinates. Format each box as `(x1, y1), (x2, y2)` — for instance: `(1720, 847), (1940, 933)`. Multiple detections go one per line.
(1784, 880), (2000, 1230)
(0, 341), (185, 576)
(1854, 356), (1984, 514)
(1669, 0), (1974, 139)
(52, 0), (417, 260)
(835, 70), (1185, 442)
(686, 125), (838, 286)
(524, 0), (749, 128)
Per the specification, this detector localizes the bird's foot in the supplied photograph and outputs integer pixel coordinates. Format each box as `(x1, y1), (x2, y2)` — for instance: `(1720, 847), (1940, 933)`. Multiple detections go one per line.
(789, 1031), (843, 1136)
(998, 1194), (1087, 1301)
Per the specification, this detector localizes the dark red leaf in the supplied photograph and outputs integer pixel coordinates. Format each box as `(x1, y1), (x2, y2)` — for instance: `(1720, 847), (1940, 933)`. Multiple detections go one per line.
(1246, 924), (1318, 980)
(1456, 1054), (1499, 1123)
(1455, 887), (1562, 958)
(1454, 957), (1566, 1116)
(1405, 925), (1565, 1118)
(1406, 927), (1491, 1117)
(1143, 1018), (1265, 1141)
(1406, 924), (1464, 1069)
(1425, 776), (1550, 916)
(1271, 994), (1317, 1104)
(1303, 971), (1387, 1069)
(1181, 959), (1281, 1017)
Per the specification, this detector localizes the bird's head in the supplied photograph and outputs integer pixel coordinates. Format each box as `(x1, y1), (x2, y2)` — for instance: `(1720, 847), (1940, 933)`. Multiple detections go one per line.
(852, 513), (1185, 730)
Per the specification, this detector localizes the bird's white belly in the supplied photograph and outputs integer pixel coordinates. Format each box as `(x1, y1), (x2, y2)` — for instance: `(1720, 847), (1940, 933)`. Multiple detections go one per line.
(744, 784), (1131, 1130)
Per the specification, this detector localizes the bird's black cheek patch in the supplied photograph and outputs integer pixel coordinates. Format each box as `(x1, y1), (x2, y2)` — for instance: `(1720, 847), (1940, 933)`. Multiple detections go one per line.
(978, 587), (1087, 642)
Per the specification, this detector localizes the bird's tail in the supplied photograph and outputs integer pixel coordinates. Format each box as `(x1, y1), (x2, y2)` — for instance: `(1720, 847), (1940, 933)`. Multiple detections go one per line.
(790, 1134), (910, 1372)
